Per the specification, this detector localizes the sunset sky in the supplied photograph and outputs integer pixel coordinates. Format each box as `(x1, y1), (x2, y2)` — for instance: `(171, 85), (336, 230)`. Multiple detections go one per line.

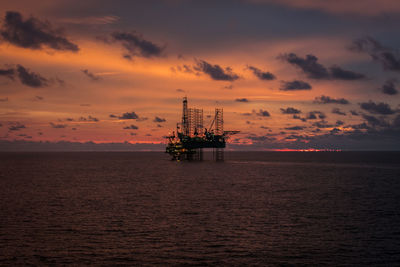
(1, 0), (400, 150)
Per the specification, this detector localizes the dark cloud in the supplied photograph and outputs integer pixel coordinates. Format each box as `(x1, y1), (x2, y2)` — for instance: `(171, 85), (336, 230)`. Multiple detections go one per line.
(0, 97), (8, 102)
(360, 101), (396, 115)
(362, 114), (389, 127)
(123, 125), (139, 130)
(314, 95), (349, 104)
(330, 128), (341, 134)
(0, 64), (49, 87)
(16, 65), (47, 87)
(80, 104), (91, 107)
(350, 37), (400, 72)
(8, 123), (25, 131)
(50, 122), (67, 128)
(349, 122), (369, 130)
(280, 53), (365, 80)
(241, 109), (272, 118)
(280, 80), (312, 91)
(381, 80), (398, 95)
(284, 134), (308, 141)
(123, 54), (132, 60)
(118, 112), (139, 120)
(0, 11), (78, 51)
(285, 126), (305, 130)
(111, 31), (164, 58)
(329, 66), (365, 80)
(35, 96), (43, 101)
(336, 120), (344, 126)
(153, 116), (166, 123)
(332, 108), (346, 116)
(281, 107), (301, 114)
(79, 116), (99, 122)
(17, 133), (32, 139)
(247, 66), (275, 80)
(175, 61), (240, 83)
(256, 109), (270, 117)
(350, 110), (359, 116)
(82, 69), (100, 81)
(176, 88), (185, 92)
(194, 60), (239, 81)
(279, 53), (329, 79)
(293, 114), (307, 122)
(235, 98), (249, 102)
(316, 112), (326, 119)
(312, 120), (334, 128)
(307, 111), (326, 120)
(0, 68), (14, 80)
(246, 135), (276, 143)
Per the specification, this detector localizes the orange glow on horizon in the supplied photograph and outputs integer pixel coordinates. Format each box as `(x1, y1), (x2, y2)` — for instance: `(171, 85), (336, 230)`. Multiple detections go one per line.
(270, 148), (342, 152)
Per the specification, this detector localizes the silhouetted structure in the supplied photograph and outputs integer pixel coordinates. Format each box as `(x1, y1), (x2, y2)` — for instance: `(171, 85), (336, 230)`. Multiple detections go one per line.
(166, 97), (239, 161)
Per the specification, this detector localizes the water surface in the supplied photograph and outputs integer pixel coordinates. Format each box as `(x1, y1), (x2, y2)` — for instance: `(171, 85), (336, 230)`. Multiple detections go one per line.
(1, 152), (399, 265)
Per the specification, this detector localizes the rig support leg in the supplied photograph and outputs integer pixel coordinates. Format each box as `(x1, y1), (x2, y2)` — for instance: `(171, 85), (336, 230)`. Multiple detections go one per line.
(213, 148), (224, 162)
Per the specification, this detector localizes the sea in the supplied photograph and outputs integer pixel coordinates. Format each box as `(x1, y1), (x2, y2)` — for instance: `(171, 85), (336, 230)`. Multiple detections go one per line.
(1, 151), (400, 266)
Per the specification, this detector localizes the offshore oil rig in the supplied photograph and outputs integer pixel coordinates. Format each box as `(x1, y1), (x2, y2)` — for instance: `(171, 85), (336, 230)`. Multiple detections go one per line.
(165, 97), (239, 161)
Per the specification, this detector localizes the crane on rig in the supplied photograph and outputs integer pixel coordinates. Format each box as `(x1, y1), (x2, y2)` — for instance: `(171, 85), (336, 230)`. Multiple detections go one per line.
(165, 97), (239, 161)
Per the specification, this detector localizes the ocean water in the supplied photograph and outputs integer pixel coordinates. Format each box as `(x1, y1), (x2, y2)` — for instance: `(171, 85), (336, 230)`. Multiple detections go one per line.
(1, 151), (400, 265)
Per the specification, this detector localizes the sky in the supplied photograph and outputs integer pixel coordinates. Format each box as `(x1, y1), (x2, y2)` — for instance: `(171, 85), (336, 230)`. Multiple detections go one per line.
(1, 0), (400, 150)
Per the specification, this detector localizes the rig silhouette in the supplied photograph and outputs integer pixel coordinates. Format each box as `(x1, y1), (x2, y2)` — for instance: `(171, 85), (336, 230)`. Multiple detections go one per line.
(166, 97), (239, 161)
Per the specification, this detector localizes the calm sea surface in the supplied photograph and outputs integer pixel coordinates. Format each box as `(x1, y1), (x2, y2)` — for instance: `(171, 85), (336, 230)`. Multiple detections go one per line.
(1, 151), (400, 265)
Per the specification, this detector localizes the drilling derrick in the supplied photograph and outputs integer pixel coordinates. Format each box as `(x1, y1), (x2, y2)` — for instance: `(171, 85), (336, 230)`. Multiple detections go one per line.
(165, 97), (239, 161)
(182, 97), (189, 136)
(215, 108), (223, 135)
